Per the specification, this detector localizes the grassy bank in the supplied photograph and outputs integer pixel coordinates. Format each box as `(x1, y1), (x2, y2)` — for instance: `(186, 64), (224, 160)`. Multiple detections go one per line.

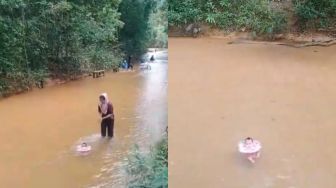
(168, 0), (336, 38)
(294, 0), (336, 30)
(125, 136), (168, 188)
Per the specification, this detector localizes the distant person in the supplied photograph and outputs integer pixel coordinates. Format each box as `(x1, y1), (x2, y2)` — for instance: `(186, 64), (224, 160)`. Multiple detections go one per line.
(150, 55), (155, 61)
(35, 80), (44, 89)
(122, 60), (127, 69)
(98, 93), (114, 138)
(238, 137), (261, 163)
(128, 55), (132, 69)
(128, 62), (133, 70)
(126, 57), (133, 70)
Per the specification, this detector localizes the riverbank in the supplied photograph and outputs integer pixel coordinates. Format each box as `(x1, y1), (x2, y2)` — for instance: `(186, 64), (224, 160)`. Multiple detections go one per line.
(0, 72), (103, 98)
(0, 49), (164, 99)
(169, 29), (336, 53)
(169, 26), (336, 44)
(169, 0), (335, 41)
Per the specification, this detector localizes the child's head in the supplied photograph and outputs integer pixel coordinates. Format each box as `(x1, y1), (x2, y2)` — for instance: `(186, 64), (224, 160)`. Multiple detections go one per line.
(81, 142), (87, 147)
(245, 137), (253, 144)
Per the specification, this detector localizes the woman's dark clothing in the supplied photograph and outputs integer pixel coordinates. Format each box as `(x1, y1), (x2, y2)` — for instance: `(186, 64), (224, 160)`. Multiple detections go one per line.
(98, 102), (114, 137)
(101, 118), (114, 137)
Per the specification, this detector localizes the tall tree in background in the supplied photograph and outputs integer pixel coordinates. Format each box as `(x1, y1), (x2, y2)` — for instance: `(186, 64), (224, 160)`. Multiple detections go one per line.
(119, 0), (156, 56)
(149, 0), (167, 48)
(1, 0), (167, 96)
(0, 0), (123, 95)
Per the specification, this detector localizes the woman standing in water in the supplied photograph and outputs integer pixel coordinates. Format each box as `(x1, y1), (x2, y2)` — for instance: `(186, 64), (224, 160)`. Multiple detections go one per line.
(98, 93), (114, 138)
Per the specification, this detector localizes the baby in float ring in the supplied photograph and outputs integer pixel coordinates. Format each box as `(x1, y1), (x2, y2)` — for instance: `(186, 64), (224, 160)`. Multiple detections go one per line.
(238, 137), (261, 163)
(77, 142), (92, 153)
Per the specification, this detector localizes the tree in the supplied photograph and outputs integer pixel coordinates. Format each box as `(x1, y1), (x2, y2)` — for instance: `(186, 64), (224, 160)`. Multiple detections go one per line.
(0, 0), (124, 96)
(119, 0), (156, 56)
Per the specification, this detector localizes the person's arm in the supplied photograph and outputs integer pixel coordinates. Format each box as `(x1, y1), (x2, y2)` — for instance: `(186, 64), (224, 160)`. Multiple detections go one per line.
(102, 103), (114, 119)
(102, 114), (112, 119)
(98, 105), (101, 114)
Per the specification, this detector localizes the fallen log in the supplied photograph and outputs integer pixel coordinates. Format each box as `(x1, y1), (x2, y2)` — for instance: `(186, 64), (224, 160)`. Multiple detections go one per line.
(278, 40), (336, 48)
(228, 39), (336, 48)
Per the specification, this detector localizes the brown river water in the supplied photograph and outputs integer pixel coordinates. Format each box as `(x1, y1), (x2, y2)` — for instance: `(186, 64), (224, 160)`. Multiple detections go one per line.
(0, 50), (167, 188)
(169, 37), (336, 188)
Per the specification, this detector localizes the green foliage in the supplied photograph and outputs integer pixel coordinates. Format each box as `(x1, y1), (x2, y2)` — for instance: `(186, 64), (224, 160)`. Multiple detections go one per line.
(168, 0), (288, 36)
(168, 0), (202, 25)
(0, 0), (166, 96)
(0, 0), (123, 96)
(148, 0), (168, 48)
(294, 0), (336, 29)
(126, 136), (168, 188)
(119, 0), (157, 56)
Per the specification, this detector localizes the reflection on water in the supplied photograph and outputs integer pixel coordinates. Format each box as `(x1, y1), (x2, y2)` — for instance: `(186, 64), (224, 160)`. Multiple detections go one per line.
(135, 50), (168, 149)
(0, 50), (167, 188)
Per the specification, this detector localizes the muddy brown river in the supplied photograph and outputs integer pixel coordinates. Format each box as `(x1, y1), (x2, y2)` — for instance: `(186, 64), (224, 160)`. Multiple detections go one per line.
(169, 38), (336, 188)
(0, 50), (167, 188)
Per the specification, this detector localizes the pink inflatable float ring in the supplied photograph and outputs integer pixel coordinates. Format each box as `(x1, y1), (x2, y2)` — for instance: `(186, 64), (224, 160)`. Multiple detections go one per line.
(238, 140), (262, 154)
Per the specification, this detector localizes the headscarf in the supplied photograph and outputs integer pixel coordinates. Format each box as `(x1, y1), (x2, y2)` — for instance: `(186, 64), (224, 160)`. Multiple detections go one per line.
(99, 93), (109, 114)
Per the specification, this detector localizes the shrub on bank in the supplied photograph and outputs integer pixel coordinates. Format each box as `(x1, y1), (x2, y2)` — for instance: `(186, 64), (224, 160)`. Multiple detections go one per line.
(294, 0), (336, 30)
(0, 69), (49, 97)
(168, 0), (287, 36)
(168, 0), (202, 25)
(126, 136), (168, 188)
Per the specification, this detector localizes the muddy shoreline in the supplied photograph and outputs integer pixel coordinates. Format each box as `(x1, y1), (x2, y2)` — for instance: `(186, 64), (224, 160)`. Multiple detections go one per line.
(169, 26), (336, 46)
(0, 49), (164, 99)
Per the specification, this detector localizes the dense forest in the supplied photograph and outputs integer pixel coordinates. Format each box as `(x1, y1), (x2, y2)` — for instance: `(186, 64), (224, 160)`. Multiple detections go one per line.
(0, 0), (167, 97)
(169, 0), (336, 37)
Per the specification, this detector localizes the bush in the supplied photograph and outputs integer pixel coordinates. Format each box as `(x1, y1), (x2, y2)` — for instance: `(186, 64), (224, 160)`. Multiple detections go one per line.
(126, 136), (168, 188)
(294, 0), (336, 29)
(0, 0), (125, 95)
(168, 0), (202, 26)
(0, 78), (10, 96)
(169, 0), (288, 36)
(0, 68), (49, 96)
(229, 0), (287, 35)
